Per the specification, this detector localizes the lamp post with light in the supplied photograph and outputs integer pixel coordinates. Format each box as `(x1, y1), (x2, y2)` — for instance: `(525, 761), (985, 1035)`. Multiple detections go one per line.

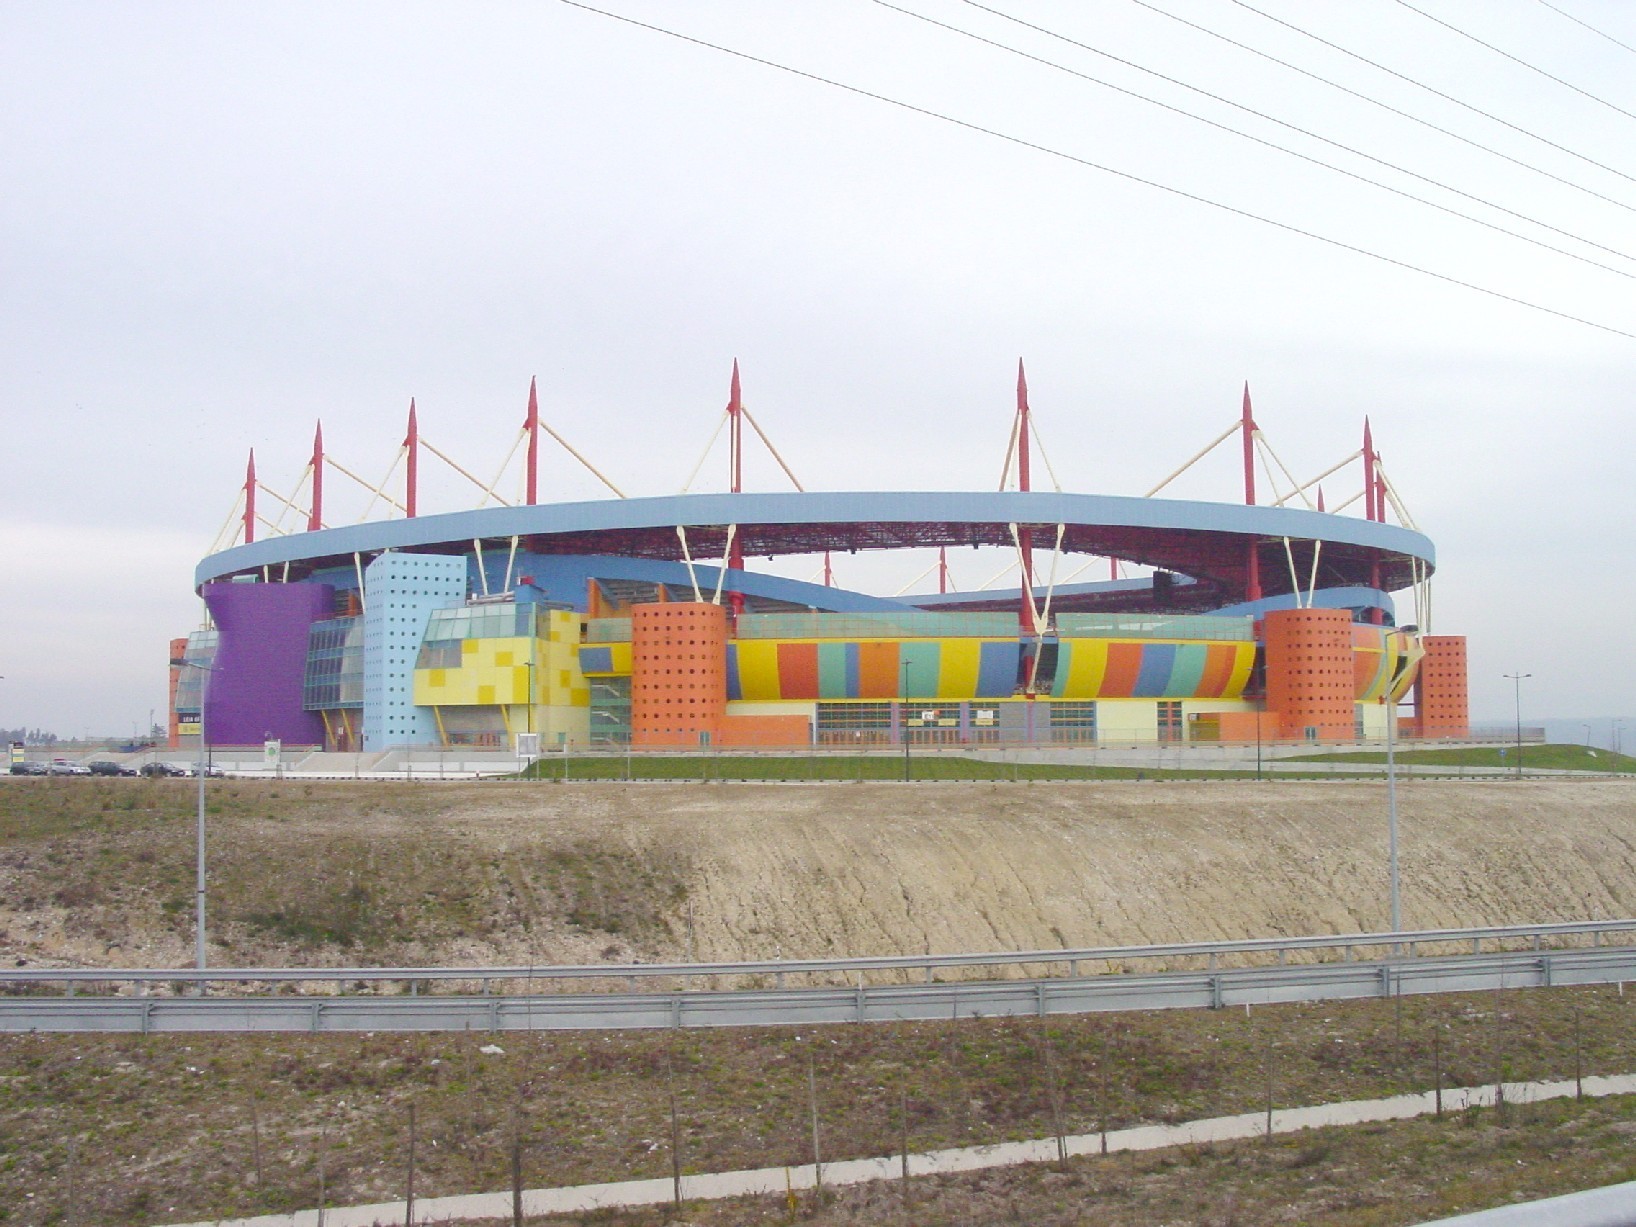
(901, 660), (912, 782)
(177, 660), (215, 975)
(1503, 672), (1531, 780)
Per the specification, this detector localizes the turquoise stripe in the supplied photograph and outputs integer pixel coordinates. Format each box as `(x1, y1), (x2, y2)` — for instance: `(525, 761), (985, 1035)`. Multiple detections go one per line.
(899, 642), (941, 699)
(818, 642), (852, 699)
(1164, 644), (1208, 697)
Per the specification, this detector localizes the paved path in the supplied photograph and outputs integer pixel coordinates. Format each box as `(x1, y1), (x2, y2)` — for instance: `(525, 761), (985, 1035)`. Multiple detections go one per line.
(162, 1072), (1636, 1227)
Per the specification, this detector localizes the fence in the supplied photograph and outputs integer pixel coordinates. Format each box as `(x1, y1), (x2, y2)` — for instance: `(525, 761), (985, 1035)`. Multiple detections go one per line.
(12, 971), (1636, 1226)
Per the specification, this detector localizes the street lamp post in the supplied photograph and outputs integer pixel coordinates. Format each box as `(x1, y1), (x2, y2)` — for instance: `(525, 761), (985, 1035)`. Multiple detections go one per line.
(901, 661), (912, 782)
(178, 660), (214, 976)
(1503, 672), (1531, 780)
(1386, 696), (1400, 934)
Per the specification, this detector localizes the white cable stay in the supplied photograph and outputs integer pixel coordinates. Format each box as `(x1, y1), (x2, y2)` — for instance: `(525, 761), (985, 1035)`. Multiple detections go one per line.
(675, 525), (704, 603)
(710, 525), (737, 606)
(680, 410), (730, 495)
(419, 438), (512, 506)
(1270, 449), (1362, 507)
(1328, 488), (1366, 515)
(267, 466), (313, 537)
(207, 489), (246, 555)
(1254, 431), (1314, 510)
(358, 445), (408, 522)
(996, 412), (1022, 491)
(1143, 419), (1238, 498)
(326, 454), (407, 515)
(1376, 462), (1419, 532)
(479, 427), (528, 508)
(978, 556), (1019, 591)
(741, 407), (805, 491)
(1027, 415), (1064, 493)
(537, 418), (628, 498)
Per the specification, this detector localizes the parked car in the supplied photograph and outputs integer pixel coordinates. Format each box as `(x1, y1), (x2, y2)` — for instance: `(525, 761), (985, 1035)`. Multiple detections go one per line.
(184, 763), (226, 778)
(9, 761), (46, 776)
(46, 759), (91, 776)
(139, 761), (188, 778)
(88, 760), (138, 777)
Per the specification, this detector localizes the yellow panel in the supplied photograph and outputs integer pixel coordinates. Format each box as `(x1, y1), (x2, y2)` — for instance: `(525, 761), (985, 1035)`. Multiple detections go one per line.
(1059, 640), (1110, 698)
(1222, 644), (1256, 699)
(493, 649), (514, 668)
(462, 639), (478, 657)
(477, 684), (495, 705)
(937, 640), (980, 698)
(735, 640), (782, 701)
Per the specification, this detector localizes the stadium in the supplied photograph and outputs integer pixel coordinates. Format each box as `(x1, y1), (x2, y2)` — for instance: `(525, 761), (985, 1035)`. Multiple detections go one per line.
(171, 364), (1467, 753)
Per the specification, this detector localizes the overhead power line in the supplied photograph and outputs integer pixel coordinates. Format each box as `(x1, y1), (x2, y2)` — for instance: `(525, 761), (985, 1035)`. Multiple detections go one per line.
(1128, 0), (1636, 216)
(911, 0), (1636, 276)
(1395, 0), (1636, 123)
(1537, 0), (1636, 57)
(1228, 0), (1636, 188)
(556, 0), (1636, 341)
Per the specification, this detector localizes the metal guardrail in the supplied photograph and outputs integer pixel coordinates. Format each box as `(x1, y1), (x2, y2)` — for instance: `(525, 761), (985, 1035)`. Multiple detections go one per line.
(4, 919), (1633, 994)
(4, 946), (1633, 1033)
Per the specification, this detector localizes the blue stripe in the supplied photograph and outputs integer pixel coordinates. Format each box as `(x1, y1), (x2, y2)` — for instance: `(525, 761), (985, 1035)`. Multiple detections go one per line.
(845, 642), (860, 697)
(1132, 643), (1177, 697)
(977, 641), (1020, 698)
(725, 644), (741, 701)
(578, 645), (613, 673)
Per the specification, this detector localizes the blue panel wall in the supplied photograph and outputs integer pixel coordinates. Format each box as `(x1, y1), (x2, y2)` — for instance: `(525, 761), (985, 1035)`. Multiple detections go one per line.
(362, 554), (466, 749)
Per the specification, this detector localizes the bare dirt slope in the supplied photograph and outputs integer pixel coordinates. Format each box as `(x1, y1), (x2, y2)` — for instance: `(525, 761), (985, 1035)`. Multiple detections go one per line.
(4, 778), (1635, 969)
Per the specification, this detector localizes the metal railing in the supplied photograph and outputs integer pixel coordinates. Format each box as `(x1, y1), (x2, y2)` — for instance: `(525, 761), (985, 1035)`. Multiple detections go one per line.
(6, 919), (1633, 996)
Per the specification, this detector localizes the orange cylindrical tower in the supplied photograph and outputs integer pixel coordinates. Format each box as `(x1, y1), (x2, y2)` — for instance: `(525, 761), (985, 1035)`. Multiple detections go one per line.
(1413, 635), (1468, 739)
(1263, 608), (1355, 741)
(630, 601), (727, 748)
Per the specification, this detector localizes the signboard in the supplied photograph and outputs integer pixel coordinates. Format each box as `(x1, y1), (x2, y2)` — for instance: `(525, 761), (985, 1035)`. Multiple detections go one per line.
(8, 742), (23, 767)
(263, 739), (282, 769)
(516, 732), (541, 761)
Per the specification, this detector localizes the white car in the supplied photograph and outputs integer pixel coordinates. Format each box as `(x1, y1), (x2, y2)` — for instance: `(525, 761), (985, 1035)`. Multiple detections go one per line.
(46, 759), (91, 776)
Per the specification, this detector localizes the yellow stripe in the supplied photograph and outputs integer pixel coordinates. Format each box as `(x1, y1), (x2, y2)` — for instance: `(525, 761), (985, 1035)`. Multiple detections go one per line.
(937, 640), (980, 698)
(734, 640), (783, 701)
(1221, 643), (1256, 698)
(1059, 640), (1110, 698)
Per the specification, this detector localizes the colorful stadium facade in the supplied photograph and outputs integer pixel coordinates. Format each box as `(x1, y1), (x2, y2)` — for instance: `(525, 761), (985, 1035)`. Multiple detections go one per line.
(171, 367), (1468, 750)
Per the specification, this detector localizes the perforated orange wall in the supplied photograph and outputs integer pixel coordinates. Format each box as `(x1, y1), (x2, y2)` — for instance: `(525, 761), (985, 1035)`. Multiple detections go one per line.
(1413, 635), (1468, 738)
(630, 602), (727, 748)
(1264, 608), (1356, 741)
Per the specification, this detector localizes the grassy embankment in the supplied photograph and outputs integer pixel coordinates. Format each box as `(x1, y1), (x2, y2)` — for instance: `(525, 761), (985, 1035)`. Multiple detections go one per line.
(1285, 743), (1636, 773)
(518, 744), (1636, 781)
(6, 986), (1636, 1225)
(0, 779), (689, 965)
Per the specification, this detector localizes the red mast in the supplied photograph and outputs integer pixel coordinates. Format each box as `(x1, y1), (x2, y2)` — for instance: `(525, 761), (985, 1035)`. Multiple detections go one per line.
(525, 377), (541, 506)
(1362, 417), (1377, 522)
(405, 399), (419, 518)
(726, 361), (745, 619)
(1016, 359), (1036, 636)
(1241, 384), (1261, 602)
(243, 450), (256, 545)
(938, 546), (949, 595)
(307, 422), (324, 532)
(1363, 418), (1384, 622)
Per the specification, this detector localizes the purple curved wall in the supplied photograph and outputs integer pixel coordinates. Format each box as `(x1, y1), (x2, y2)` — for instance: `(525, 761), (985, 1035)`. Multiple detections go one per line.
(202, 582), (332, 747)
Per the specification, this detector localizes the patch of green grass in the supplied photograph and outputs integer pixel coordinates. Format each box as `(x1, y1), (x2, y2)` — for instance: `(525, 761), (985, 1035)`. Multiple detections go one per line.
(517, 754), (1276, 782)
(1283, 743), (1636, 773)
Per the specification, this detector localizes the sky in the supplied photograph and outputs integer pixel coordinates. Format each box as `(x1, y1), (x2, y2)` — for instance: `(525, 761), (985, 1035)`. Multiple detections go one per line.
(2, 0), (1634, 737)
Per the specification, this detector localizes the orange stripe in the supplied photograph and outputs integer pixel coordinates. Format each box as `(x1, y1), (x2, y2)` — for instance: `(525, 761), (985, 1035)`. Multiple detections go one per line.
(857, 641), (901, 698)
(1197, 643), (1237, 698)
(1100, 642), (1144, 697)
(777, 642), (820, 700)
